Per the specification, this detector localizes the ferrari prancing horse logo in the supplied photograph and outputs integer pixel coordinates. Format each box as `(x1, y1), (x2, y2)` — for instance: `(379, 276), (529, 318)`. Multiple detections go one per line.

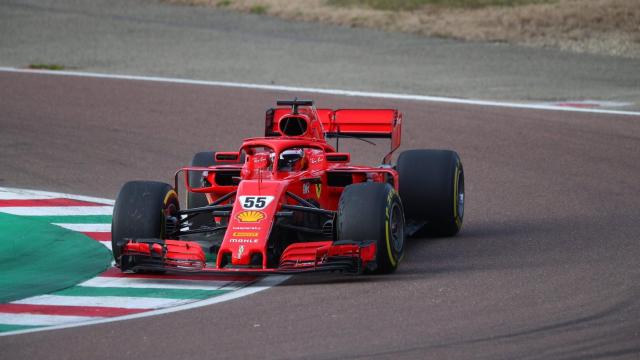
(315, 184), (321, 199)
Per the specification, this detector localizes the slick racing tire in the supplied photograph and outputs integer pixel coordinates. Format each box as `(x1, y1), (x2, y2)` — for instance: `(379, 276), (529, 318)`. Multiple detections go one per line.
(337, 183), (405, 274)
(396, 149), (464, 237)
(111, 181), (180, 269)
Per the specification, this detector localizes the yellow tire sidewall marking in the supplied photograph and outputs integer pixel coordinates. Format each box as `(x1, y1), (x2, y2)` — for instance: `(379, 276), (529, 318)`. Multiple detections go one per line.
(161, 189), (178, 238)
(164, 189), (178, 206)
(385, 190), (397, 267)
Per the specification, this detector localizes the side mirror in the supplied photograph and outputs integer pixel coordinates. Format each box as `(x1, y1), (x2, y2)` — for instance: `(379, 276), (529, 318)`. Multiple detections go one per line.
(326, 153), (350, 163)
(184, 168), (216, 193)
(215, 152), (241, 162)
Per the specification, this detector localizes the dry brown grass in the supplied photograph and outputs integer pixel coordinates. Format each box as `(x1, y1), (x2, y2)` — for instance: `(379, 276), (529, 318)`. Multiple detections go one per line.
(171, 0), (640, 57)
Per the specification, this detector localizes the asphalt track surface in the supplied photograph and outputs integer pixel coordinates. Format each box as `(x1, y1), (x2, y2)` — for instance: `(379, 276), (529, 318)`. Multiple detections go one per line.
(1, 71), (639, 359)
(2, 0), (640, 108)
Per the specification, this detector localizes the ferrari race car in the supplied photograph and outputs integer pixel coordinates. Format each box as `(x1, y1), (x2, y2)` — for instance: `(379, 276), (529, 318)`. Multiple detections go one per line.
(111, 99), (464, 275)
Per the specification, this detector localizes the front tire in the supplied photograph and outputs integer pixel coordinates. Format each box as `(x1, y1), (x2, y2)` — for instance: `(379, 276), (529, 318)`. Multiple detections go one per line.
(396, 149), (464, 236)
(111, 181), (180, 269)
(337, 183), (405, 274)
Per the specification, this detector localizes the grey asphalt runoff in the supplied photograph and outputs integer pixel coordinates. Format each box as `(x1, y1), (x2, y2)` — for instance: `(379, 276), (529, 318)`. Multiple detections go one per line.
(1, 71), (639, 359)
(1, 0), (639, 109)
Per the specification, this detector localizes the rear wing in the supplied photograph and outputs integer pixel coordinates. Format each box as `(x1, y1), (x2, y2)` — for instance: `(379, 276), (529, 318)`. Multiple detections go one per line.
(265, 108), (402, 164)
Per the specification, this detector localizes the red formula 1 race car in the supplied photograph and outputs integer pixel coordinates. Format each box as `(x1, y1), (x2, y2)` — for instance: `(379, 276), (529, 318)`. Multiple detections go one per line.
(111, 99), (464, 275)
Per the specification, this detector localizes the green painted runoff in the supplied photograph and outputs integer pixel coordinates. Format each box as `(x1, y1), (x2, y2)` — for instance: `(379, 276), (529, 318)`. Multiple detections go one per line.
(0, 212), (112, 303)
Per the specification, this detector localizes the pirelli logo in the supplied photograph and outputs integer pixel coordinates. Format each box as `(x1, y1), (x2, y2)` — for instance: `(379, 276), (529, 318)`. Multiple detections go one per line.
(232, 232), (259, 237)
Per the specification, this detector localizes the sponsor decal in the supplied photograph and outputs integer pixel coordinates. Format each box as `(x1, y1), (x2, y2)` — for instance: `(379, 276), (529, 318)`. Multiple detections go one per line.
(386, 190), (394, 218)
(237, 245), (245, 259)
(310, 156), (323, 164)
(302, 183), (310, 195)
(232, 232), (259, 237)
(236, 210), (265, 223)
(315, 184), (322, 199)
(239, 196), (274, 210)
(231, 226), (261, 231)
(229, 238), (259, 243)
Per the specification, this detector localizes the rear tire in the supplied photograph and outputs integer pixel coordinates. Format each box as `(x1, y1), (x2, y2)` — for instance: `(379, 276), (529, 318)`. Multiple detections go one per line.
(111, 181), (179, 269)
(337, 183), (405, 274)
(396, 149), (464, 237)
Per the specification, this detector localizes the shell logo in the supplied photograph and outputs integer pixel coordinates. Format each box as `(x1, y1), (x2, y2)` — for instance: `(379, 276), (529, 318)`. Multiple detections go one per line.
(236, 210), (266, 223)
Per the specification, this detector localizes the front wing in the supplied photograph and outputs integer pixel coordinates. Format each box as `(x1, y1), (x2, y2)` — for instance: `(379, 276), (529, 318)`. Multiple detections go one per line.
(118, 239), (377, 275)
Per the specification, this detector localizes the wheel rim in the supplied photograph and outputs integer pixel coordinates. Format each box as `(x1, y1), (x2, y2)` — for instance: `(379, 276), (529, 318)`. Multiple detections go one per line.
(457, 171), (465, 220)
(162, 196), (180, 238)
(389, 202), (404, 253)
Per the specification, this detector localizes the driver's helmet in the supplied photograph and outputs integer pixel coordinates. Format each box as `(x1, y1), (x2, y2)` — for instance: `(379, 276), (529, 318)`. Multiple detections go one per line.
(278, 148), (305, 172)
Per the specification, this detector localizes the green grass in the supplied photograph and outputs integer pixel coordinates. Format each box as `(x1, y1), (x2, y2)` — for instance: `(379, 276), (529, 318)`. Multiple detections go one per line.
(28, 63), (65, 70)
(217, 0), (232, 7)
(326, 0), (555, 10)
(249, 4), (268, 14)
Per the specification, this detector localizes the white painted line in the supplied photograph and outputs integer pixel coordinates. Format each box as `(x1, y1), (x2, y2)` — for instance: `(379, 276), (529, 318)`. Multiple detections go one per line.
(54, 223), (111, 232)
(13, 295), (195, 309)
(0, 206), (113, 216)
(0, 313), (102, 326)
(543, 100), (633, 108)
(1, 275), (289, 336)
(99, 241), (112, 251)
(0, 192), (52, 200)
(1, 67), (638, 117)
(81, 277), (242, 291)
(0, 187), (114, 205)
